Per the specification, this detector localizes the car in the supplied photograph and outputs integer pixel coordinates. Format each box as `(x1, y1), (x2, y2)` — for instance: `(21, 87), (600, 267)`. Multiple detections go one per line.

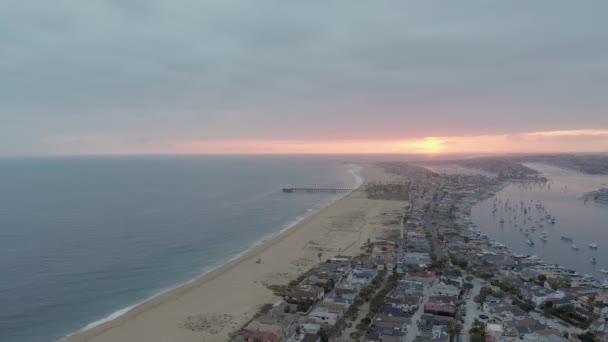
(479, 314), (489, 320)
(466, 296), (470, 299)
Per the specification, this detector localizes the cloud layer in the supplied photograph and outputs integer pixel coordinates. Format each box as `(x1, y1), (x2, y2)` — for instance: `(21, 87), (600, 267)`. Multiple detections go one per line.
(1, 1), (607, 155)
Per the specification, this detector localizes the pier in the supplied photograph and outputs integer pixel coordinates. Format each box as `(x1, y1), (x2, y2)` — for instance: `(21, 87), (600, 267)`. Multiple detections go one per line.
(282, 188), (358, 194)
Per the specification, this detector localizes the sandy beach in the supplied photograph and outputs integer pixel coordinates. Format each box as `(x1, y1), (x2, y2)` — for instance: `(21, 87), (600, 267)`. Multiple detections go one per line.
(67, 164), (407, 342)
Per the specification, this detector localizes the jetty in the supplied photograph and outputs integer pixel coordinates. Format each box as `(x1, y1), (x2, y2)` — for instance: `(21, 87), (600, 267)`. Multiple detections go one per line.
(282, 188), (359, 194)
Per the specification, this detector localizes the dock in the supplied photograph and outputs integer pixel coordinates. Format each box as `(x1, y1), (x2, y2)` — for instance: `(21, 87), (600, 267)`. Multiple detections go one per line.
(282, 188), (358, 194)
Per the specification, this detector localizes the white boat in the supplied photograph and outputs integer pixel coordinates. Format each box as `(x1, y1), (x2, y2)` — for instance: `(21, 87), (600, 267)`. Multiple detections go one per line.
(589, 243), (599, 249)
(526, 239), (535, 246)
(572, 244), (579, 250)
(600, 269), (608, 274)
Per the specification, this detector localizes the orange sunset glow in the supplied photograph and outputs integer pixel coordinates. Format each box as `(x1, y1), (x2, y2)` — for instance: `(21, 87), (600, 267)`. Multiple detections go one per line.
(168, 129), (608, 155)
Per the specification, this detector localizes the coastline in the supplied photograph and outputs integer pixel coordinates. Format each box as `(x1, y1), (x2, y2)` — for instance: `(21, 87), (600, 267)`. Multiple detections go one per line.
(67, 163), (404, 342)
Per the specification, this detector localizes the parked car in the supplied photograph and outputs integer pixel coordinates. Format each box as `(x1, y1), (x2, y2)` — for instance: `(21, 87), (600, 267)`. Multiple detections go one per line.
(479, 314), (489, 320)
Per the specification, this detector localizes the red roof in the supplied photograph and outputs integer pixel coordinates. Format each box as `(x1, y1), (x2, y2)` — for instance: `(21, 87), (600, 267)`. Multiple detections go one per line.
(239, 330), (278, 342)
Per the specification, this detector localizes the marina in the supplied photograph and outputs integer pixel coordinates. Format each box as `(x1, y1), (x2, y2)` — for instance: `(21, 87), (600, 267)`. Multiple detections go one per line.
(471, 163), (608, 282)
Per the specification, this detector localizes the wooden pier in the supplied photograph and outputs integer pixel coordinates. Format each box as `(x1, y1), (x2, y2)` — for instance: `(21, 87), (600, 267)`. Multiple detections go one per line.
(282, 188), (358, 194)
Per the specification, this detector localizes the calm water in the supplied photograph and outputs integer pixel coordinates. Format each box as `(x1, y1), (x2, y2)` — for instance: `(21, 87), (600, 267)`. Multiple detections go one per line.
(0, 156), (362, 342)
(472, 163), (608, 276)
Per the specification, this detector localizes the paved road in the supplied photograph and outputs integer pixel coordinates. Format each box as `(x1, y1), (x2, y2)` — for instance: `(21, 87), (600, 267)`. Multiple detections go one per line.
(462, 278), (482, 342)
(423, 194), (446, 259)
(404, 280), (434, 342)
(340, 272), (390, 340)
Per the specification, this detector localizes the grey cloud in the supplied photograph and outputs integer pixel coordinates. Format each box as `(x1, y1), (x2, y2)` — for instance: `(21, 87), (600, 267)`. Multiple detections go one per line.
(1, 0), (607, 155)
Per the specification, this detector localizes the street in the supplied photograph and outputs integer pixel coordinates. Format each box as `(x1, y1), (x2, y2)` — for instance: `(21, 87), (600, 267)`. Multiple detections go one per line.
(462, 278), (482, 342)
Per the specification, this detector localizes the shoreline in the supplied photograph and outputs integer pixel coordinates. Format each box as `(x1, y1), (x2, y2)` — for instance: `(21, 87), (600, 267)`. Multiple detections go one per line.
(67, 163), (402, 342)
(64, 163), (363, 339)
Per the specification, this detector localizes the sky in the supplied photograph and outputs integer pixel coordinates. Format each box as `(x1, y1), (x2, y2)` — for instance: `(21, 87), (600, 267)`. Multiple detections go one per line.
(1, 1), (607, 156)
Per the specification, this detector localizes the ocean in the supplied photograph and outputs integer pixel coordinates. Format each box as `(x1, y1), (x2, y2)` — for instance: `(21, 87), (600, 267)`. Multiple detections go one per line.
(0, 155), (362, 342)
(471, 163), (608, 277)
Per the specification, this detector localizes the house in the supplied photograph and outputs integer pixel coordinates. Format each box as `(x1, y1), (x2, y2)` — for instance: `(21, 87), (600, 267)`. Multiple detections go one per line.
(403, 271), (435, 285)
(347, 268), (377, 286)
(433, 283), (460, 297)
(382, 305), (413, 318)
(531, 288), (563, 305)
(284, 285), (325, 301)
(334, 284), (357, 301)
(270, 300), (289, 317)
(301, 334), (321, 342)
(428, 295), (458, 305)
(486, 323), (504, 338)
(503, 318), (546, 337)
(545, 297), (577, 308)
(307, 307), (339, 325)
(423, 303), (456, 317)
(483, 295), (502, 312)
(522, 329), (568, 342)
(589, 318), (608, 333)
(239, 315), (284, 342)
(317, 301), (346, 315)
(489, 305), (527, 321)
(385, 295), (420, 311)
(373, 318), (408, 332)
(519, 269), (539, 282)
(300, 323), (320, 335)
(419, 313), (453, 326)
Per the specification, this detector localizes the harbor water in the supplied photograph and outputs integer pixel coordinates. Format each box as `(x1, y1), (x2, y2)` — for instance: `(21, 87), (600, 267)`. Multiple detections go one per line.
(472, 163), (608, 277)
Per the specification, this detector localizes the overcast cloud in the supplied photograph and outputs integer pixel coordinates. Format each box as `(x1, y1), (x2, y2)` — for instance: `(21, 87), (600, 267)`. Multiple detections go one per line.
(1, 1), (607, 155)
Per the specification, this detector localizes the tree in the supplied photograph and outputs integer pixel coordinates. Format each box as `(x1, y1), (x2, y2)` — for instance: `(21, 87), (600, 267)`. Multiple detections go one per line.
(318, 328), (329, 342)
(537, 274), (547, 283)
(578, 331), (597, 342)
(543, 300), (554, 315)
(447, 320), (461, 340)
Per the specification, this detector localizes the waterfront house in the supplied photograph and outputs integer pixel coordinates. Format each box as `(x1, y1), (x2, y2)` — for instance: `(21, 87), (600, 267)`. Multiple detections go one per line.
(284, 285), (324, 301)
(239, 315), (296, 342)
(531, 288), (563, 305)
